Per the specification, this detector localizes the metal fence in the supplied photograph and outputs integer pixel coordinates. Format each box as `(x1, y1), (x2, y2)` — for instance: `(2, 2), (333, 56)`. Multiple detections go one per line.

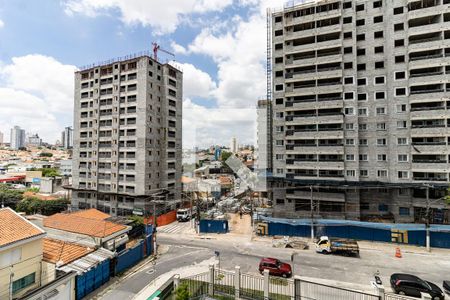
(385, 293), (419, 300)
(181, 272), (210, 299)
(214, 269), (235, 298)
(269, 277), (294, 300)
(240, 273), (265, 300)
(295, 279), (381, 300)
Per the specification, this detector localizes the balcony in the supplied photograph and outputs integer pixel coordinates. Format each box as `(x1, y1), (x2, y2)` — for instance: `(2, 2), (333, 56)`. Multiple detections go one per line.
(408, 23), (444, 37)
(408, 37), (442, 51)
(408, 5), (443, 19)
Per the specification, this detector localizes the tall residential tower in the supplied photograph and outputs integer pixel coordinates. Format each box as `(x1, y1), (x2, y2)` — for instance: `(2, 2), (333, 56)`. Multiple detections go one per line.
(269, 0), (450, 221)
(71, 54), (183, 216)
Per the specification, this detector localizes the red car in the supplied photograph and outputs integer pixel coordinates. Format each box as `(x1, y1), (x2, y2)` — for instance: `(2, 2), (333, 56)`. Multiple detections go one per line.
(258, 257), (292, 278)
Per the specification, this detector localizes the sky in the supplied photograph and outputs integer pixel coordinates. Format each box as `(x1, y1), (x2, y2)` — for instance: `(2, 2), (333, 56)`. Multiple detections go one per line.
(0, 0), (287, 147)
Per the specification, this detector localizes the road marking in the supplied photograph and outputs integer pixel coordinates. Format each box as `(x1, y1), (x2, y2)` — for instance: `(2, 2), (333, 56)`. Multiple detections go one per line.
(146, 269), (155, 275)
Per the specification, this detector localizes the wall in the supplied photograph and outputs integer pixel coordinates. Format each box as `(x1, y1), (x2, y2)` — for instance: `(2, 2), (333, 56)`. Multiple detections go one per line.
(0, 238), (46, 299)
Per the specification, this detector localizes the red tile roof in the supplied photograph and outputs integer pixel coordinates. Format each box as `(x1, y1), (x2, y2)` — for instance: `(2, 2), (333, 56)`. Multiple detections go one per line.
(43, 212), (127, 238)
(71, 208), (110, 220)
(43, 238), (94, 265)
(0, 207), (46, 248)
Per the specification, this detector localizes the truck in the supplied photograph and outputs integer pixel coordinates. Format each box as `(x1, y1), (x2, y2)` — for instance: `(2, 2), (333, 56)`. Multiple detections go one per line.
(315, 236), (359, 256)
(176, 208), (196, 222)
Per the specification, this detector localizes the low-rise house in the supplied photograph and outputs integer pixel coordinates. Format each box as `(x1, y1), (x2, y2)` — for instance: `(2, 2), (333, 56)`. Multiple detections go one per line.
(0, 207), (50, 299)
(43, 209), (131, 251)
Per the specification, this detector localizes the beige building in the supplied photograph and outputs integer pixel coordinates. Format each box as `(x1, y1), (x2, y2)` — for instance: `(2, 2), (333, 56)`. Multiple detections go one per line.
(0, 208), (52, 299)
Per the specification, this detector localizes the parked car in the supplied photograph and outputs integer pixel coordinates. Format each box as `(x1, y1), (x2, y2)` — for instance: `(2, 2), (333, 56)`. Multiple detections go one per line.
(390, 273), (444, 300)
(258, 257), (292, 278)
(443, 281), (450, 295)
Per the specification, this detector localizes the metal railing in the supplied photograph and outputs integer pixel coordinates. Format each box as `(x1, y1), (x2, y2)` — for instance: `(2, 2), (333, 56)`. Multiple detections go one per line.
(240, 273), (265, 300)
(214, 269), (235, 298)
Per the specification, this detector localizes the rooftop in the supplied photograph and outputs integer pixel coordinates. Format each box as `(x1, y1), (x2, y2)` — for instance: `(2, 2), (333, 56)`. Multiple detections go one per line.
(43, 238), (94, 266)
(43, 211), (128, 238)
(0, 207), (46, 249)
(71, 208), (110, 220)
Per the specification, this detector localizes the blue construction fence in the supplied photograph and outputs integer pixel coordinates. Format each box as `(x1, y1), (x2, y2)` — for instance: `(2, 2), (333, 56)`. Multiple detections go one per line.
(257, 216), (450, 249)
(199, 219), (229, 233)
(76, 225), (154, 299)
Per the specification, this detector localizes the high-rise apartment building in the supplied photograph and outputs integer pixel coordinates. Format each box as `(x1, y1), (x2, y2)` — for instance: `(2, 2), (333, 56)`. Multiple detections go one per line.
(71, 54), (183, 216)
(27, 133), (42, 147)
(269, 0), (450, 220)
(0, 131), (3, 145)
(61, 126), (74, 149)
(10, 126), (26, 150)
(230, 137), (238, 153)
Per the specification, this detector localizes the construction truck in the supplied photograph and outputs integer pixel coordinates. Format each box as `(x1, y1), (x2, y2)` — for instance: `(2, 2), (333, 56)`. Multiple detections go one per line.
(315, 236), (359, 256)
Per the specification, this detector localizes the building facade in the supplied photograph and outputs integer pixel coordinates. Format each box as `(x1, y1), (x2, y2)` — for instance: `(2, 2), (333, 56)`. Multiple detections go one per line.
(256, 99), (273, 174)
(71, 55), (182, 216)
(61, 126), (73, 149)
(10, 126), (26, 150)
(269, 0), (450, 221)
(27, 134), (42, 147)
(0, 131), (4, 145)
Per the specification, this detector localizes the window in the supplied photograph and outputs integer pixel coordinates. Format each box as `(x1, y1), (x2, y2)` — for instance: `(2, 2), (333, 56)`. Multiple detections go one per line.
(359, 154), (368, 160)
(276, 140), (284, 146)
(375, 61), (384, 69)
(346, 154), (355, 161)
(346, 139), (355, 145)
(359, 123), (367, 131)
(397, 120), (407, 128)
(358, 93), (367, 101)
(343, 2), (352, 8)
(357, 78), (367, 85)
(345, 107), (354, 115)
(374, 76), (385, 85)
(275, 126), (284, 132)
(395, 87), (406, 96)
(395, 55), (405, 63)
(374, 46), (384, 53)
(12, 273), (36, 293)
(374, 31), (383, 39)
(377, 154), (387, 161)
(399, 207), (410, 215)
(344, 76), (354, 84)
(346, 123), (355, 130)
(394, 7), (404, 14)
(396, 104), (407, 112)
(344, 46), (353, 53)
(358, 108), (368, 116)
(395, 71), (406, 80)
(356, 19), (365, 26)
(376, 107), (386, 115)
(344, 32), (353, 39)
(398, 137), (408, 145)
(276, 168), (284, 174)
(356, 34), (365, 41)
(377, 122), (386, 130)
(275, 71), (283, 77)
(343, 16), (352, 24)
(357, 48), (366, 56)
(275, 16), (282, 22)
(344, 92), (354, 100)
(276, 112), (284, 118)
(377, 138), (387, 146)
(373, 0), (382, 8)
(360, 169), (368, 177)
(377, 170), (388, 177)
(275, 30), (283, 36)
(276, 154), (284, 160)
(394, 23), (404, 31)
(357, 63), (366, 71)
(344, 62), (353, 69)
(346, 170), (356, 176)
(359, 139), (368, 147)
(375, 91), (385, 100)
(398, 154), (408, 162)
(275, 84), (283, 91)
(275, 98), (284, 105)
(395, 39), (404, 47)
(374, 16), (383, 23)
(398, 171), (409, 179)
(275, 57), (283, 63)
(356, 4), (365, 11)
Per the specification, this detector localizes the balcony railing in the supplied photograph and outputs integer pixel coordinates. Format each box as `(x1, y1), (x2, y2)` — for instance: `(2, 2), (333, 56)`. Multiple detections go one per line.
(409, 54), (443, 61)
(410, 88), (444, 94)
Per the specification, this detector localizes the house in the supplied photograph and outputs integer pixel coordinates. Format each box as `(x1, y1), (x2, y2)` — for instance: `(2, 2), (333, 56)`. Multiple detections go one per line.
(0, 207), (50, 299)
(43, 238), (94, 267)
(43, 209), (131, 251)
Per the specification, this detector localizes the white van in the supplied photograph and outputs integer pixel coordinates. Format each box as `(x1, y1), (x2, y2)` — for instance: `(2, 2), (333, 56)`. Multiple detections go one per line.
(176, 208), (196, 222)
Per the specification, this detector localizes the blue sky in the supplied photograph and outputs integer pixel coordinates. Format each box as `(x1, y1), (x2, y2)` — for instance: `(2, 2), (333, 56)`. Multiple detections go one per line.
(0, 0), (285, 146)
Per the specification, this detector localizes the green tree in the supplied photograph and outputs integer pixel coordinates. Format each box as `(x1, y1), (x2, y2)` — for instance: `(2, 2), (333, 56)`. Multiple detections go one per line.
(39, 152), (53, 157)
(220, 151), (232, 162)
(0, 184), (24, 208)
(175, 283), (190, 300)
(41, 168), (60, 177)
(16, 197), (69, 215)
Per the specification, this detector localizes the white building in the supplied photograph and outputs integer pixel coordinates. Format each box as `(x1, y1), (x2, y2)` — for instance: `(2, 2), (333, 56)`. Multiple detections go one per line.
(230, 137), (238, 153)
(10, 126), (26, 150)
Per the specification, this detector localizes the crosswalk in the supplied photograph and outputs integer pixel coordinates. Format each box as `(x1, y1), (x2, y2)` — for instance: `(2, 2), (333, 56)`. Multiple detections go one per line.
(157, 221), (191, 234)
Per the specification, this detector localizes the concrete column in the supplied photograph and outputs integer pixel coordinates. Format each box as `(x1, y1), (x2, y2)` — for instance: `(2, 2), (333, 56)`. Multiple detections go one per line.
(173, 274), (180, 288)
(263, 269), (270, 300)
(374, 284), (385, 300)
(234, 266), (241, 299)
(208, 263), (215, 296)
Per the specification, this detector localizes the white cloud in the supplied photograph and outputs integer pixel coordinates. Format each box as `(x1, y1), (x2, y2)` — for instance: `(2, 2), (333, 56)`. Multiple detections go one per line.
(0, 19), (4, 28)
(63, 0), (233, 34)
(170, 41), (187, 55)
(179, 63), (216, 99)
(0, 55), (76, 143)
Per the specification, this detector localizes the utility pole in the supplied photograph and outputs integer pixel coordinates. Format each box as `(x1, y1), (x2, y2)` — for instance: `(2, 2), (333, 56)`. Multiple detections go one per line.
(425, 184), (432, 252)
(310, 185), (314, 241)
